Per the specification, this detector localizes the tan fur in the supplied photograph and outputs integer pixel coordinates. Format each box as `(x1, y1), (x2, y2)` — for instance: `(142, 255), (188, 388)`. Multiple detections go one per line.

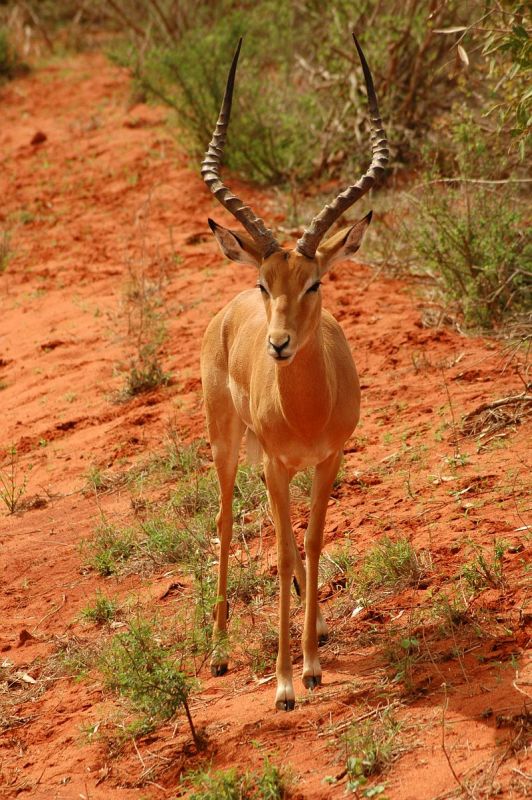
(201, 225), (367, 709)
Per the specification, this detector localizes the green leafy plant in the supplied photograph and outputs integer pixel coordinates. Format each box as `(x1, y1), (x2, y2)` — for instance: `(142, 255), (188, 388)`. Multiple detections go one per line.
(185, 758), (289, 800)
(342, 709), (401, 795)
(405, 182), (531, 329)
(383, 633), (421, 691)
(100, 617), (200, 746)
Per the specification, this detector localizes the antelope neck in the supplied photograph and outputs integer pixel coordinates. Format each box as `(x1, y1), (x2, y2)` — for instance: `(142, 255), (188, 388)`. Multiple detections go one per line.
(275, 327), (333, 436)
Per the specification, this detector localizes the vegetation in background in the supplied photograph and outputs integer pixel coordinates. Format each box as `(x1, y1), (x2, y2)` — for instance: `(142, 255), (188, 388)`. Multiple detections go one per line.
(119, 258), (170, 398)
(2, 1), (529, 329)
(107, 0), (476, 185)
(0, 26), (27, 81)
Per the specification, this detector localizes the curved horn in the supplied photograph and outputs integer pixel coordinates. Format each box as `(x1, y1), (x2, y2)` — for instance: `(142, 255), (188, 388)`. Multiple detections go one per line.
(296, 34), (389, 259)
(201, 39), (281, 259)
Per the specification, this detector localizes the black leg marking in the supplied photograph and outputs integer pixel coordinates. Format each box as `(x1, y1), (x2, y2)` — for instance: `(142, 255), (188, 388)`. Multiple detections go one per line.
(276, 698), (296, 711)
(303, 674), (322, 690)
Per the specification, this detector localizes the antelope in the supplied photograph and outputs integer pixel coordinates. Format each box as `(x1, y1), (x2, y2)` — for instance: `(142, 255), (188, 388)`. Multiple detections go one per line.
(200, 35), (388, 710)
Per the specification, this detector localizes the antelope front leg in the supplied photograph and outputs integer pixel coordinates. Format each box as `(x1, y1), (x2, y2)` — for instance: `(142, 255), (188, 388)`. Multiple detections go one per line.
(264, 456), (295, 711)
(302, 450), (343, 690)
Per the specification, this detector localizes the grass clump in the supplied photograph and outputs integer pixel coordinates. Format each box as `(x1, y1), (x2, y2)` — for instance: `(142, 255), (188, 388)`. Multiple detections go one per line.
(100, 617), (200, 747)
(81, 591), (119, 624)
(185, 758), (290, 800)
(117, 255), (170, 401)
(354, 537), (428, 602)
(88, 519), (137, 576)
(342, 709), (402, 795)
(123, 348), (169, 397)
(0, 446), (31, 515)
(460, 539), (507, 592)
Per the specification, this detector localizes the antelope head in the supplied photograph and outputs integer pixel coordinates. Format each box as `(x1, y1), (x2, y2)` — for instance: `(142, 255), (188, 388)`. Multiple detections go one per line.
(201, 36), (388, 365)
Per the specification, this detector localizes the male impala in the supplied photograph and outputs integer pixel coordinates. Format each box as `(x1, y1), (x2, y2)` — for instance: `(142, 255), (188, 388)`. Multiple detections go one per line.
(200, 35), (388, 710)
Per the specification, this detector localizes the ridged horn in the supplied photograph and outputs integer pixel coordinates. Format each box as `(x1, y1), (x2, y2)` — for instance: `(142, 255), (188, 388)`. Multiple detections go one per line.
(296, 34), (389, 259)
(201, 38), (281, 259)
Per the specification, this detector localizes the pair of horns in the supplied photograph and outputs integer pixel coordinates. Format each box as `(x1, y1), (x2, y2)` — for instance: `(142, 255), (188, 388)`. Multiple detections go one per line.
(201, 34), (389, 260)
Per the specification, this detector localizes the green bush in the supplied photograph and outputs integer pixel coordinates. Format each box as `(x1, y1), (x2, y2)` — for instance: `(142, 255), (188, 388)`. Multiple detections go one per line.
(109, 0), (475, 185)
(100, 617), (200, 745)
(408, 184), (530, 329)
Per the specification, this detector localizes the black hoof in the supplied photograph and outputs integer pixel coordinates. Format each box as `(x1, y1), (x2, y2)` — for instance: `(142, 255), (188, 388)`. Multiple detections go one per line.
(303, 674), (322, 690)
(276, 698), (295, 711)
(318, 633), (329, 647)
(211, 663), (228, 677)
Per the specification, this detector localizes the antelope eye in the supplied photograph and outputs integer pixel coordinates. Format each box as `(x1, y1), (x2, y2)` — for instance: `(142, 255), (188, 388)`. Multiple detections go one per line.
(306, 281), (321, 293)
(257, 283), (269, 295)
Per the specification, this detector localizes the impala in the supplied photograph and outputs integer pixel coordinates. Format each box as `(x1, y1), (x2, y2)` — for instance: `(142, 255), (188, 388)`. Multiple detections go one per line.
(200, 35), (388, 710)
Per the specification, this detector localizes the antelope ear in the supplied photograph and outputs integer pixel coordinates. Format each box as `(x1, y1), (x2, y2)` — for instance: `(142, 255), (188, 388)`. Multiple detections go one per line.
(208, 218), (262, 267)
(317, 211), (372, 274)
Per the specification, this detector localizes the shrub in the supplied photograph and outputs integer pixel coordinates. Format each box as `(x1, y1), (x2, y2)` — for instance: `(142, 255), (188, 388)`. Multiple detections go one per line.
(408, 183), (530, 329)
(100, 617), (200, 746)
(108, 0), (475, 185)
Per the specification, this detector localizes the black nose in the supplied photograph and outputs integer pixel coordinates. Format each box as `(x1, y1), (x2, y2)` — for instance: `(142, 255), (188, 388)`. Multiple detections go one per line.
(269, 336), (290, 355)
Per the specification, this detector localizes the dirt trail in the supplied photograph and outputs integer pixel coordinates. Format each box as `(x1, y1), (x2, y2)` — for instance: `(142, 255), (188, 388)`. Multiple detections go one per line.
(0, 54), (530, 799)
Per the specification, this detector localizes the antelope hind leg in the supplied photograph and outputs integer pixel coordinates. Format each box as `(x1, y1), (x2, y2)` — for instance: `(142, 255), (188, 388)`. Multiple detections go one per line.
(302, 450), (342, 690)
(204, 401), (245, 677)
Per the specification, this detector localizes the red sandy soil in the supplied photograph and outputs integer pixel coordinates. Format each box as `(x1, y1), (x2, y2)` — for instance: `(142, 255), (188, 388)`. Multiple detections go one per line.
(0, 54), (530, 800)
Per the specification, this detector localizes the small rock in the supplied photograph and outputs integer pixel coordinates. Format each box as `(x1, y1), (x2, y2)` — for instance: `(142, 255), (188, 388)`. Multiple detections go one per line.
(31, 131), (47, 146)
(17, 628), (35, 647)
